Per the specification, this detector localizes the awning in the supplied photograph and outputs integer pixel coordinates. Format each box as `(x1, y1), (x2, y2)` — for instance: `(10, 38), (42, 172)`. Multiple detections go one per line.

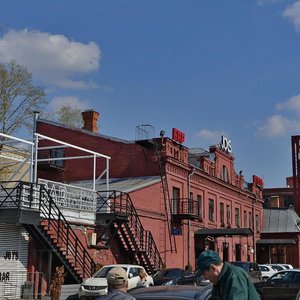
(194, 228), (253, 237)
(256, 239), (296, 245)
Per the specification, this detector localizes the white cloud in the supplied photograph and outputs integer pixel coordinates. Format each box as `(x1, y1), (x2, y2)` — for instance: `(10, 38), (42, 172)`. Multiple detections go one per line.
(255, 114), (300, 137)
(49, 96), (91, 111)
(257, 0), (283, 6)
(276, 94), (300, 115)
(196, 129), (227, 141)
(283, 1), (300, 31)
(0, 29), (100, 88)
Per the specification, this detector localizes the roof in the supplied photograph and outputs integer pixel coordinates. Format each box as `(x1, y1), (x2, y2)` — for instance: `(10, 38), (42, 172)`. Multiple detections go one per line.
(74, 176), (161, 193)
(262, 208), (300, 233)
(194, 228), (253, 237)
(38, 118), (135, 145)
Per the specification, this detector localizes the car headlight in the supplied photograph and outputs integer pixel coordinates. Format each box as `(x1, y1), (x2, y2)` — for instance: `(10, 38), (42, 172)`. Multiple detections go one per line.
(162, 280), (176, 286)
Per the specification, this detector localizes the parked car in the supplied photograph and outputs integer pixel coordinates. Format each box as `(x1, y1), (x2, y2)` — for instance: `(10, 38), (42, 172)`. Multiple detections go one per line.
(153, 268), (196, 286)
(281, 264), (294, 270)
(229, 261), (262, 282)
(267, 264), (286, 272)
(254, 269), (300, 300)
(78, 264), (154, 299)
(129, 285), (212, 300)
(194, 269), (212, 286)
(258, 264), (276, 280)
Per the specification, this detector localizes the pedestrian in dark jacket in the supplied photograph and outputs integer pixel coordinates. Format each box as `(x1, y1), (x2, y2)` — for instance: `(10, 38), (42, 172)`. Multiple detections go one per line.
(196, 250), (260, 300)
(95, 267), (136, 300)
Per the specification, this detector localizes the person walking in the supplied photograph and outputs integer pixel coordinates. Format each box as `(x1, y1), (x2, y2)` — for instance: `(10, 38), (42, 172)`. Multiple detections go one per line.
(95, 267), (136, 300)
(196, 250), (260, 300)
(136, 270), (149, 287)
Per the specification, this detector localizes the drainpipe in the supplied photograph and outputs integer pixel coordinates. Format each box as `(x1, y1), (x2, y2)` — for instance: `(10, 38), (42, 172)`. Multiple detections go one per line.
(252, 198), (257, 262)
(187, 167), (196, 267)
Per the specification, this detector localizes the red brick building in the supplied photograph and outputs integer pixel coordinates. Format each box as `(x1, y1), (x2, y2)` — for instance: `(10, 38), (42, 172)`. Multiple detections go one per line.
(0, 110), (265, 297)
(35, 111), (264, 266)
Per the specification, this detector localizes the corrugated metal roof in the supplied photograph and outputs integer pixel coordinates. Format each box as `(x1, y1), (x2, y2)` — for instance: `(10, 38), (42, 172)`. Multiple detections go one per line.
(74, 176), (161, 193)
(262, 208), (300, 233)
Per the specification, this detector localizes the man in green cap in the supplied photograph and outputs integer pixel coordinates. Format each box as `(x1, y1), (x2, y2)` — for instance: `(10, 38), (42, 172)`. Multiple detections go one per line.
(197, 250), (260, 300)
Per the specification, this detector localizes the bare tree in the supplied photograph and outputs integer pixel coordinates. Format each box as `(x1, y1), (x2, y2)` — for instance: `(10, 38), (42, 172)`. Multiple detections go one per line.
(56, 104), (83, 128)
(0, 60), (46, 136)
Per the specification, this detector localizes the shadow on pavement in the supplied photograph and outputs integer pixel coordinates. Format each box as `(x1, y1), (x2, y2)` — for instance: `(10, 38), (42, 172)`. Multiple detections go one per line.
(65, 294), (79, 300)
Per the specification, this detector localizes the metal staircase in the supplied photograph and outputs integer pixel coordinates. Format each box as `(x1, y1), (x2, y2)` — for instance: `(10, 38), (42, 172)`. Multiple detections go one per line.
(96, 190), (163, 275)
(152, 138), (177, 253)
(0, 181), (95, 283)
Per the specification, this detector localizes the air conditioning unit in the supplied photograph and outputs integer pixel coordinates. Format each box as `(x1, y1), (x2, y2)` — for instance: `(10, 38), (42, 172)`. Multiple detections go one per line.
(88, 233), (97, 246)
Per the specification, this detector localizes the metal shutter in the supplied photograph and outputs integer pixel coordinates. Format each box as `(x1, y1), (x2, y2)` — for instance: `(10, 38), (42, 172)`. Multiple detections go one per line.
(0, 223), (29, 299)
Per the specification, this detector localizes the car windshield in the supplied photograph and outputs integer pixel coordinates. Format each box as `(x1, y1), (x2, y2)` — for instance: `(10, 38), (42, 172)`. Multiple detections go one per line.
(94, 266), (128, 278)
(230, 262), (249, 272)
(154, 269), (181, 278)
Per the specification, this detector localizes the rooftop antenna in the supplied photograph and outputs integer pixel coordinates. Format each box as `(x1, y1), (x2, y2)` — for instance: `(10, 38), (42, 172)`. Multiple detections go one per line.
(135, 124), (155, 141)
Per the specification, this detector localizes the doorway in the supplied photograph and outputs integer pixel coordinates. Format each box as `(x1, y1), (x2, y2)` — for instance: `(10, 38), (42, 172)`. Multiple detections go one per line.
(235, 244), (242, 261)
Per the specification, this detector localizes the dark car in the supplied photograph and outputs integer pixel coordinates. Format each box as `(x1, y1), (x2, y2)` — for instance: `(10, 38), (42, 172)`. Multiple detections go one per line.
(129, 285), (212, 300)
(153, 268), (196, 286)
(194, 269), (212, 286)
(229, 261), (262, 282)
(254, 269), (300, 300)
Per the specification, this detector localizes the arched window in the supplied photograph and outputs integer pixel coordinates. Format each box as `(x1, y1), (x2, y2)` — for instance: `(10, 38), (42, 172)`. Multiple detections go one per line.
(221, 165), (229, 182)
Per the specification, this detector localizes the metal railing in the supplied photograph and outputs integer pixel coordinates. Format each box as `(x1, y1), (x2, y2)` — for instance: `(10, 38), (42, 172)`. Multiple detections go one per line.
(0, 181), (96, 281)
(0, 271), (44, 300)
(97, 190), (163, 274)
(171, 198), (201, 220)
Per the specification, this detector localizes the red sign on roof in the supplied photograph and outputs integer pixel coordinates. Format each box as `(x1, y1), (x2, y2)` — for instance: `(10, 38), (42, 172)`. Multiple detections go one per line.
(172, 128), (185, 144)
(253, 175), (263, 187)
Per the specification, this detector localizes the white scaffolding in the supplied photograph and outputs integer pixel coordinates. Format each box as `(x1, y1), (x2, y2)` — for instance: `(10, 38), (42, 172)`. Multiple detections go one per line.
(0, 132), (110, 192)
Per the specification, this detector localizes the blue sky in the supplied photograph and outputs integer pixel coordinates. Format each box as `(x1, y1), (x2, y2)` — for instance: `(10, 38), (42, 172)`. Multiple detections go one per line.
(1, 0), (300, 188)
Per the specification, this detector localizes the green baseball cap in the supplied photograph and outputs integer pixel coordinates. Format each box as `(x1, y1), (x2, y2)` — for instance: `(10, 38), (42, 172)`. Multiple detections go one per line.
(197, 250), (222, 275)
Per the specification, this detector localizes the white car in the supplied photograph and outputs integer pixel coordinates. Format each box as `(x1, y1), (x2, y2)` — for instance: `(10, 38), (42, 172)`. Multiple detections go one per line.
(258, 264), (276, 280)
(78, 264), (154, 299)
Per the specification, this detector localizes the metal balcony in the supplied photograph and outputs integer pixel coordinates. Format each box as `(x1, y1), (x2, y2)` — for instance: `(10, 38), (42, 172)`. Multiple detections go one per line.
(171, 198), (201, 221)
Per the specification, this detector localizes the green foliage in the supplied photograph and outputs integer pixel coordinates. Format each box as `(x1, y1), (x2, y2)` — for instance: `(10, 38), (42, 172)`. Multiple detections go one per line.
(0, 60), (46, 136)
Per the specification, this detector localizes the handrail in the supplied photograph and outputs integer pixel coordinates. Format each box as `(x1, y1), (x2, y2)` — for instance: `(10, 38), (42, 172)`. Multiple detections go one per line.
(171, 197), (200, 218)
(0, 181), (95, 279)
(39, 183), (95, 279)
(97, 190), (163, 272)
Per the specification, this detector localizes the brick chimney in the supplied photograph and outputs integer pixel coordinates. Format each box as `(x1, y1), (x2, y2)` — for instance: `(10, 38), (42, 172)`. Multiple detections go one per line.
(82, 110), (99, 133)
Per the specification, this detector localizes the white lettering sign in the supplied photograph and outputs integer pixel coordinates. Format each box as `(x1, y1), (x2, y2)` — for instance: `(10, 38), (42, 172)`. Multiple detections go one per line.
(220, 136), (232, 153)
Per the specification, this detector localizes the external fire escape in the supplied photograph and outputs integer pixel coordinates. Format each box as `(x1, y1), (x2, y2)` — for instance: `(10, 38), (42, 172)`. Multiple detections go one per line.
(0, 131), (163, 291)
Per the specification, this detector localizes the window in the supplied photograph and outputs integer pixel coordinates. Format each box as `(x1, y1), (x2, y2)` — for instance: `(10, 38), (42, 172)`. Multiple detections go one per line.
(255, 214), (260, 232)
(172, 187), (180, 214)
(221, 165), (229, 182)
(51, 148), (64, 167)
(249, 212), (252, 228)
(197, 195), (202, 220)
(235, 208), (240, 227)
(209, 199), (214, 222)
(226, 205), (231, 225)
(244, 210), (247, 227)
(220, 203), (224, 225)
